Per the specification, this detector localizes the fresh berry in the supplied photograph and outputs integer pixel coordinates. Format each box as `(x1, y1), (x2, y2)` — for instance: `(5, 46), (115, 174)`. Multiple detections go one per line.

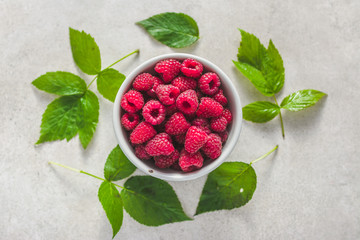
(202, 133), (222, 159)
(222, 108), (232, 123)
(146, 76), (163, 98)
(174, 134), (186, 144)
(179, 149), (204, 172)
(180, 58), (203, 78)
(121, 113), (140, 131)
(192, 118), (211, 134)
(165, 104), (177, 116)
(210, 116), (228, 132)
(154, 59), (181, 83)
(218, 131), (228, 143)
(156, 84), (180, 105)
(199, 72), (221, 95)
(145, 133), (175, 156)
(142, 100), (166, 125)
(130, 122), (157, 144)
(135, 144), (151, 160)
(214, 89), (228, 106)
(165, 112), (191, 136)
(176, 89), (199, 115)
(154, 150), (180, 168)
(133, 73), (155, 91)
(172, 76), (197, 92)
(121, 90), (144, 113)
(196, 97), (223, 118)
(184, 126), (208, 154)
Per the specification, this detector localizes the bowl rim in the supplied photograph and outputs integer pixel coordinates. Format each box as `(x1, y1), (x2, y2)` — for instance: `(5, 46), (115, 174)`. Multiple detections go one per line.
(113, 53), (242, 181)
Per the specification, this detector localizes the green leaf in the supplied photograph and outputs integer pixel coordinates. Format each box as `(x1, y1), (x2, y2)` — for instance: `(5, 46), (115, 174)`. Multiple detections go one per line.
(121, 176), (191, 226)
(98, 181), (123, 238)
(97, 68), (125, 102)
(137, 12), (199, 48)
(69, 28), (101, 75)
(243, 101), (280, 123)
(104, 145), (136, 181)
(263, 40), (285, 93)
(280, 89), (327, 112)
(32, 71), (86, 96)
(196, 162), (256, 215)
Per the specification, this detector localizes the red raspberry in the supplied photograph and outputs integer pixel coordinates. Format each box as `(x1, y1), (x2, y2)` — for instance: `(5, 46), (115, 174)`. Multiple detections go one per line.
(133, 73), (155, 91)
(121, 90), (144, 113)
(154, 59), (181, 83)
(121, 113), (140, 131)
(142, 100), (166, 125)
(165, 112), (191, 136)
(174, 134), (186, 144)
(170, 160), (182, 170)
(185, 126), (208, 154)
(210, 116), (228, 132)
(165, 104), (177, 116)
(199, 72), (221, 95)
(130, 122), (157, 144)
(214, 89), (228, 106)
(202, 133), (222, 159)
(196, 97), (223, 118)
(192, 118), (211, 134)
(145, 133), (175, 156)
(135, 144), (151, 160)
(179, 149), (204, 172)
(222, 109), (232, 123)
(154, 149), (180, 168)
(176, 89), (199, 115)
(146, 76), (163, 98)
(218, 131), (228, 143)
(156, 84), (180, 105)
(180, 58), (203, 78)
(172, 76), (197, 92)
(196, 90), (203, 99)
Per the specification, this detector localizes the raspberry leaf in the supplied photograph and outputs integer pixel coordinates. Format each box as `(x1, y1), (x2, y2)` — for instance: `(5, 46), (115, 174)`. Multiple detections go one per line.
(242, 101), (280, 123)
(98, 180), (123, 239)
(196, 162), (256, 215)
(280, 89), (327, 112)
(121, 176), (192, 226)
(69, 28), (101, 75)
(104, 145), (136, 181)
(32, 71), (87, 96)
(136, 12), (199, 48)
(97, 68), (125, 102)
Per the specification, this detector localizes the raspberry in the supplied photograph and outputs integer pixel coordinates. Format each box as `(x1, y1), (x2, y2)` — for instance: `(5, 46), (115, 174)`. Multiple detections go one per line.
(165, 112), (191, 136)
(145, 133), (175, 156)
(180, 58), (203, 78)
(156, 84), (180, 105)
(176, 89), (199, 115)
(202, 133), (222, 159)
(210, 116), (228, 132)
(214, 89), (228, 106)
(154, 59), (181, 83)
(121, 113), (140, 131)
(179, 149), (204, 172)
(184, 126), (208, 154)
(146, 76), (163, 98)
(142, 100), (166, 125)
(196, 97), (223, 118)
(133, 73), (155, 91)
(174, 134), (186, 144)
(121, 90), (144, 113)
(199, 72), (221, 95)
(172, 76), (197, 92)
(218, 131), (228, 143)
(196, 90), (203, 99)
(192, 118), (211, 134)
(130, 122), (157, 144)
(135, 144), (151, 160)
(222, 109), (232, 123)
(165, 104), (177, 116)
(154, 149), (180, 168)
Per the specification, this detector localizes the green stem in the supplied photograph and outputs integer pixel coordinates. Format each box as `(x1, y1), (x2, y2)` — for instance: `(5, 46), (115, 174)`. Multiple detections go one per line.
(273, 96), (285, 139)
(86, 49), (140, 89)
(250, 145), (278, 165)
(48, 161), (125, 190)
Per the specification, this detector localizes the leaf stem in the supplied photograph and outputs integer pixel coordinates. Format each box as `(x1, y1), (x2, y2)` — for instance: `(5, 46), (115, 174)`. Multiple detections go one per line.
(273, 96), (285, 138)
(250, 145), (278, 165)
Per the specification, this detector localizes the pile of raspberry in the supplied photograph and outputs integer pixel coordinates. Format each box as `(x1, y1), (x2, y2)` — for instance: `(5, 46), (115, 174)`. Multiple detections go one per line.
(120, 58), (232, 172)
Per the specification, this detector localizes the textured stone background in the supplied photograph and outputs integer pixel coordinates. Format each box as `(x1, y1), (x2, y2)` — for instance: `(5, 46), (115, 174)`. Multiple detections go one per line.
(1, 0), (359, 239)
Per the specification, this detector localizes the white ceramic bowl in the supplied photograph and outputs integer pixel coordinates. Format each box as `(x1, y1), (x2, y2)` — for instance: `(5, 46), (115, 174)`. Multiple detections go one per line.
(113, 53), (242, 181)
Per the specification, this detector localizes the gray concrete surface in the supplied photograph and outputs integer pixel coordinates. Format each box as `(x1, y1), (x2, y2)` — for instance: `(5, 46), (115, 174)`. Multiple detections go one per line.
(1, 0), (359, 239)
